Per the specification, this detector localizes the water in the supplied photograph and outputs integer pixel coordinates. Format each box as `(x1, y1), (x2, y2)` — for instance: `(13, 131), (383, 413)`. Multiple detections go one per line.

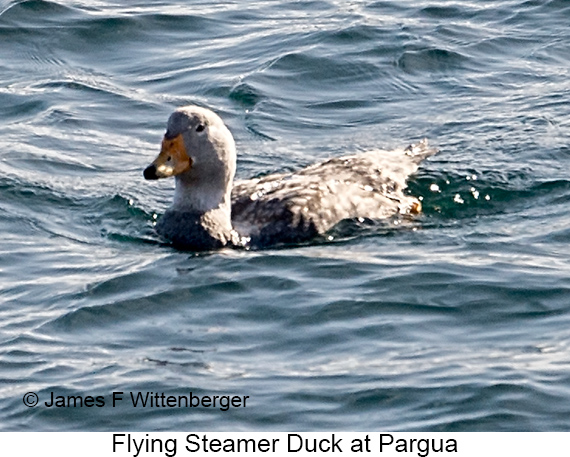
(1, 0), (569, 431)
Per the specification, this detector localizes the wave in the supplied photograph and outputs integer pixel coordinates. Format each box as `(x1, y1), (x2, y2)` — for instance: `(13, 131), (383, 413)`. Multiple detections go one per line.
(0, 173), (157, 245)
(396, 48), (472, 74)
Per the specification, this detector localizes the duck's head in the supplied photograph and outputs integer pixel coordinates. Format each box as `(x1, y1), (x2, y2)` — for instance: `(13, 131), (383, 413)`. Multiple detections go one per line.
(144, 105), (236, 212)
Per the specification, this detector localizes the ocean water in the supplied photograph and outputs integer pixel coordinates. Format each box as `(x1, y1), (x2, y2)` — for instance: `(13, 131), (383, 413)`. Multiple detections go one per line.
(1, 0), (569, 432)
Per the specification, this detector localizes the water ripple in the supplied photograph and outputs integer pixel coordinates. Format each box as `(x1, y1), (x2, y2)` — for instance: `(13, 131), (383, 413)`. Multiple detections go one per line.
(1, 0), (570, 432)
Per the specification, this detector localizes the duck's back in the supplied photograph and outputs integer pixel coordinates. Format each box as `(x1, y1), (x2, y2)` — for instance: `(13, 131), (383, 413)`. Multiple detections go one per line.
(231, 140), (436, 247)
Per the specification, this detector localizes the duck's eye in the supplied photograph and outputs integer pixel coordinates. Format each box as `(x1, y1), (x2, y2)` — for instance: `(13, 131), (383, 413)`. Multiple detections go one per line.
(196, 124), (205, 132)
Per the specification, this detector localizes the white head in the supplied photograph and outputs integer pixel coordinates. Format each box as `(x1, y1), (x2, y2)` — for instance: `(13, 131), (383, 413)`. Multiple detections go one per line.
(144, 105), (236, 213)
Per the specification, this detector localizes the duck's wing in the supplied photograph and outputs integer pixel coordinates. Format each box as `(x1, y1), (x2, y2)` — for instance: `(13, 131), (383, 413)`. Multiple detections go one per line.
(231, 140), (436, 246)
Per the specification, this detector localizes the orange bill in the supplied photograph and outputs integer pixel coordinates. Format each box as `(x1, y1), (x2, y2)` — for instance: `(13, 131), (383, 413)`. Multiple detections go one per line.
(144, 134), (191, 180)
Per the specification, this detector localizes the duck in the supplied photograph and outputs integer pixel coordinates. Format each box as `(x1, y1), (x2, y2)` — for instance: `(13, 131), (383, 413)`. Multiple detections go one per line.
(143, 105), (436, 250)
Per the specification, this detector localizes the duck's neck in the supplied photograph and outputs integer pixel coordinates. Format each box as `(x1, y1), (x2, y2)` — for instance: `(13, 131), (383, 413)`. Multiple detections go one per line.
(172, 172), (232, 217)
(156, 172), (234, 249)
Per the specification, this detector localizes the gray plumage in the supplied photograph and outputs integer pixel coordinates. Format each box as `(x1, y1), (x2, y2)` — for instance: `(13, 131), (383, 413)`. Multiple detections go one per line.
(144, 105), (436, 250)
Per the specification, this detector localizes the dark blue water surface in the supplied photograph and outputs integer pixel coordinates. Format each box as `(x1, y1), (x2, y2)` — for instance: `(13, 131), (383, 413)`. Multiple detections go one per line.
(1, 0), (570, 431)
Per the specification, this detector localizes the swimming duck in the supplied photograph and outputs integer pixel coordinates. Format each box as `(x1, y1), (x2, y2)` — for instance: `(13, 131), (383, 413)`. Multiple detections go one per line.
(143, 105), (436, 250)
